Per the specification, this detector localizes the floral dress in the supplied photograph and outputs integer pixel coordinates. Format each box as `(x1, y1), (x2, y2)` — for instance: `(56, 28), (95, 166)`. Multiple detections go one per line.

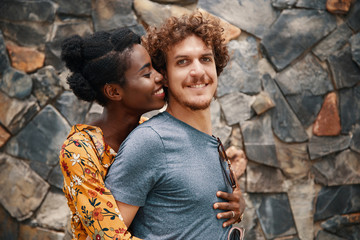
(60, 124), (142, 240)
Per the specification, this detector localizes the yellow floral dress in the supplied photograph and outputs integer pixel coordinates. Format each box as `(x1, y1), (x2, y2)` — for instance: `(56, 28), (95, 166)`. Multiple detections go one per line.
(59, 124), (143, 240)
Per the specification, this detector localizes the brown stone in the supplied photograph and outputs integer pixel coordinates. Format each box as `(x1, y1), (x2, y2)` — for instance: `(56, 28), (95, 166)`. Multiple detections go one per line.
(19, 224), (64, 240)
(6, 42), (45, 73)
(313, 92), (341, 136)
(326, 0), (353, 14)
(226, 146), (247, 178)
(0, 125), (11, 147)
(251, 91), (275, 115)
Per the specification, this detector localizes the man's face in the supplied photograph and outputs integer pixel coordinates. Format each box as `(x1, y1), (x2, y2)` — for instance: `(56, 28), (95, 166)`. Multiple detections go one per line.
(165, 35), (217, 111)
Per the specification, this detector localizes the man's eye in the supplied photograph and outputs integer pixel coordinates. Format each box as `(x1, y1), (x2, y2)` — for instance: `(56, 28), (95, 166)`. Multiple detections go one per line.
(177, 59), (187, 65)
(202, 57), (212, 62)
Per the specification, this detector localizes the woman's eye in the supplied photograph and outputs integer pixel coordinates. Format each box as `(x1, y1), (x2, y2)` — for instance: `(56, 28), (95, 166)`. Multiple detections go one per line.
(143, 72), (151, 78)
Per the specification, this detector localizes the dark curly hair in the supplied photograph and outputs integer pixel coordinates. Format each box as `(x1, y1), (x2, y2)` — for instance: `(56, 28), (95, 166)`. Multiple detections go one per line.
(142, 10), (229, 77)
(61, 28), (141, 106)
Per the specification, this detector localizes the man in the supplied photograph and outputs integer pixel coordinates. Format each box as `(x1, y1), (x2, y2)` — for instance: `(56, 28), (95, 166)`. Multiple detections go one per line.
(105, 11), (245, 239)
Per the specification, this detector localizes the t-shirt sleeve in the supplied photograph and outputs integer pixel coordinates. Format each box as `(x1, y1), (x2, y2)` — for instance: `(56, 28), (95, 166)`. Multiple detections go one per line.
(105, 126), (165, 206)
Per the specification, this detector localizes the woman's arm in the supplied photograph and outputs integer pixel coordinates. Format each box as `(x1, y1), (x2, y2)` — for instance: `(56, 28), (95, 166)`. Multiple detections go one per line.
(60, 134), (141, 240)
(115, 201), (140, 227)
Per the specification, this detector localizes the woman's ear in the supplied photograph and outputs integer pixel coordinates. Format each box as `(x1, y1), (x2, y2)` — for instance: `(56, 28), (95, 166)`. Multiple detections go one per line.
(103, 83), (123, 101)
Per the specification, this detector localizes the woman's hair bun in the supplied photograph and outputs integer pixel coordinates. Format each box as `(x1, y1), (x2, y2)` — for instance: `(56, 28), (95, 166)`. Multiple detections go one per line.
(67, 72), (97, 102)
(61, 35), (84, 73)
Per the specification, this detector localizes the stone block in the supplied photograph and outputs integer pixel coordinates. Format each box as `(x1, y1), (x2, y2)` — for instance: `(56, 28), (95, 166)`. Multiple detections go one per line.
(339, 85), (360, 133)
(327, 0), (353, 14)
(271, 0), (297, 9)
(261, 9), (336, 71)
(54, 91), (91, 126)
(228, 124), (244, 150)
(308, 135), (351, 160)
(296, 0), (327, 9)
(262, 74), (308, 143)
(321, 213), (360, 240)
(314, 184), (360, 221)
(316, 230), (347, 240)
(0, 68), (32, 99)
(0, 91), (39, 134)
(0, 125), (11, 147)
(0, 153), (49, 221)
(242, 114), (279, 168)
(347, 0), (360, 31)
(84, 102), (103, 124)
(93, 0), (137, 31)
(313, 92), (341, 136)
(48, 165), (64, 189)
(246, 162), (285, 192)
(5, 105), (71, 169)
(6, 43), (45, 73)
(19, 224), (64, 240)
(31, 66), (63, 107)
(218, 92), (255, 125)
(198, 0), (278, 39)
(218, 38), (261, 97)
(250, 193), (297, 239)
(34, 190), (70, 231)
(350, 124), (360, 154)
(150, 0), (197, 4)
(328, 46), (360, 89)
(0, 0), (56, 22)
(53, 0), (92, 16)
(0, 30), (10, 74)
(350, 32), (360, 68)
(251, 91), (275, 115)
(0, 204), (19, 240)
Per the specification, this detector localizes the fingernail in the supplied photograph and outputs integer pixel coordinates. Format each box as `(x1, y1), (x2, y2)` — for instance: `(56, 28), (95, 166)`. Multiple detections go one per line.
(214, 204), (218, 209)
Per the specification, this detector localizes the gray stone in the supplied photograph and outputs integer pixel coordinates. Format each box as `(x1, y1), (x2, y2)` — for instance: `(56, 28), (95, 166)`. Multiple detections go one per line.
(316, 230), (347, 240)
(262, 74), (308, 143)
(150, 0), (197, 4)
(275, 54), (333, 96)
(308, 135), (351, 160)
(0, 153), (50, 221)
(0, 204), (19, 240)
(29, 160), (53, 181)
(84, 102), (103, 124)
(0, 21), (52, 47)
(45, 21), (93, 70)
(0, 91), (39, 134)
(339, 85), (360, 133)
(0, 0), (56, 22)
(261, 9), (336, 71)
(312, 150), (360, 186)
(347, 0), (360, 31)
(228, 124), (244, 150)
(258, 58), (276, 79)
(32, 66), (63, 107)
(34, 190), (69, 231)
(0, 68), (32, 99)
(212, 123), (232, 146)
(286, 93), (323, 127)
(271, 0), (297, 9)
(48, 165), (65, 190)
(314, 185), (360, 221)
(246, 161), (285, 192)
(198, 0), (278, 39)
(53, 0), (92, 16)
(0, 30), (10, 74)
(350, 32), (360, 68)
(250, 193), (297, 239)
(350, 125), (360, 154)
(274, 138), (310, 179)
(328, 46), (360, 89)
(218, 38), (262, 97)
(242, 114), (279, 167)
(287, 179), (316, 240)
(321, 214), (360, 235)
(92, 0), (137, 32)
(54, 91), (91, 126)
(296, 0), (326, 9)
(313, 23), (353, 61)
(5, 105), (71, 168)
(218, 92), (255, 125)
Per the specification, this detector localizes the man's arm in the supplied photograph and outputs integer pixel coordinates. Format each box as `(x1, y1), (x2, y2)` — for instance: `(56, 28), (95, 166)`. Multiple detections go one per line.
(115, 201), (140, 227)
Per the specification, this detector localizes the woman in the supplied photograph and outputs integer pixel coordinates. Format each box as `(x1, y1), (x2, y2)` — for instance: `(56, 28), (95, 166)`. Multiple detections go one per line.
(59, 28), (243, 240)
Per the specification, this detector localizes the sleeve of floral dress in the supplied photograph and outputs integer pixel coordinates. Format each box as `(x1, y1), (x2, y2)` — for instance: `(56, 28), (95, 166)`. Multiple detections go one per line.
(60, 132), (142, 240)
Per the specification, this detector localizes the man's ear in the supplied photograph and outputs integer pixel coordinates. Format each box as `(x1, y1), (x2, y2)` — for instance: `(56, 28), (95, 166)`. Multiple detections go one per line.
(103, 83), (123, 101)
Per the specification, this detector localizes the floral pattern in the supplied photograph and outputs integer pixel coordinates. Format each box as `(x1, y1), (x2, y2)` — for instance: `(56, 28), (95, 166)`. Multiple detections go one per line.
(60, 124), (142, 240)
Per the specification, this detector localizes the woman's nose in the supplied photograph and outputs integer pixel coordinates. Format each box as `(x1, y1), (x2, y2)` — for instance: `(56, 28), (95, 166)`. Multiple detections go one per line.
(154, 71), (163, 83)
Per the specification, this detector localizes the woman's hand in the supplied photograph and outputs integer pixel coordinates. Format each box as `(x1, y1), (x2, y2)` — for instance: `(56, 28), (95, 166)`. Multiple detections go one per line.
(213, 187), (245, 227)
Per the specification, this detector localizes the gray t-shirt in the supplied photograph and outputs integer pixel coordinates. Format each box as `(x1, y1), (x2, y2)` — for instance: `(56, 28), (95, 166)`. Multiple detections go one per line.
(105, 111), (232, 239)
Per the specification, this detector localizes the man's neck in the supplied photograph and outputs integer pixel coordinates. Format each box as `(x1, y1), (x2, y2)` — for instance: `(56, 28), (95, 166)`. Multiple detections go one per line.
(166, 104), (213, 135)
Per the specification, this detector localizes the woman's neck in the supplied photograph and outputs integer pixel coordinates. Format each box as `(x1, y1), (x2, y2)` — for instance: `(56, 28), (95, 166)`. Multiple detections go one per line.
(91, 107), (141, 151)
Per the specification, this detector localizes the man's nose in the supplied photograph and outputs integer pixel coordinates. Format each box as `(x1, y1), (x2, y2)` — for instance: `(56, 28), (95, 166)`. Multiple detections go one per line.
(189, 60), (205, 78)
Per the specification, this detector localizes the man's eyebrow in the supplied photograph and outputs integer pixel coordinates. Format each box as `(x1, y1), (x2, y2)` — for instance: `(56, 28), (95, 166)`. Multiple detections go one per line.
(174, 52), (214, 59)
(137, 62), (150, 72)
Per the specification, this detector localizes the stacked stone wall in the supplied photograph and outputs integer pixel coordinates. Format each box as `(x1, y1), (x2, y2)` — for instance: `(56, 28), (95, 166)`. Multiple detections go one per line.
(0, 0), (359, 239)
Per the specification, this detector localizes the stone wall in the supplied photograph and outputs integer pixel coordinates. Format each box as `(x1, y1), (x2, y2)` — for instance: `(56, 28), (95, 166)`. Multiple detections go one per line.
(0, 0), (359, 239)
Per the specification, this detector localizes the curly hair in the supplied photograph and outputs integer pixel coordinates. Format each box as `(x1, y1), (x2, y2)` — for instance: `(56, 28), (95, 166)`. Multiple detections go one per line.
(142, 10), (229, 77)
(61, 28), (141, 106)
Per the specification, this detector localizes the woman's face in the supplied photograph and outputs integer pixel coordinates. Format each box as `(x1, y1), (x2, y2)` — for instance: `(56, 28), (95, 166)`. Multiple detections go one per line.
(121, 44), (165, 114)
